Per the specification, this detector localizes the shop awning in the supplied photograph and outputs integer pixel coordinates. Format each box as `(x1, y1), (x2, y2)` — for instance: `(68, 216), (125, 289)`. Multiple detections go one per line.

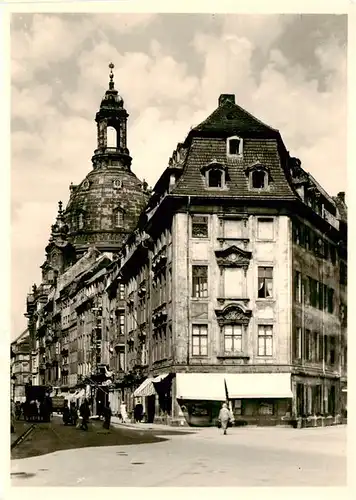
(133, 378), (157, 397)
(176, 373), (226, 401)
(153, 373), (170, 384)
(224, 373), (293, 399)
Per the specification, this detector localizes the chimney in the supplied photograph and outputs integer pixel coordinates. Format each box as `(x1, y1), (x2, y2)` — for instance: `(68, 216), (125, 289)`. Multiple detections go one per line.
(219, 94), (235, 106)
(337, 191), (346, 203)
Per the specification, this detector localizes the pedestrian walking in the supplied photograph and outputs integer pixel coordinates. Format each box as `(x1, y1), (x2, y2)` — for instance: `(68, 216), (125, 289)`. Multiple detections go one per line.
(102, 402), (112, 430)
(80, 398), (90, 431)
(218, 403), (234, 435)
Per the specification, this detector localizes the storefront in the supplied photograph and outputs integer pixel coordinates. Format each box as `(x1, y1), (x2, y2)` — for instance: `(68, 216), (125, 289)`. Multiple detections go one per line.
(174, 372), (293, 427)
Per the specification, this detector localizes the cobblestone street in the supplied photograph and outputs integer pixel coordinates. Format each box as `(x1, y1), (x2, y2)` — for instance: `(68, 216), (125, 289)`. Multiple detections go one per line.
(11, 424), (346, 487)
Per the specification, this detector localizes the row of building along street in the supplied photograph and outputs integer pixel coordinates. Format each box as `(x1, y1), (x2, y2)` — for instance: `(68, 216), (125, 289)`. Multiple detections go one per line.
(11, 64), (347, 430)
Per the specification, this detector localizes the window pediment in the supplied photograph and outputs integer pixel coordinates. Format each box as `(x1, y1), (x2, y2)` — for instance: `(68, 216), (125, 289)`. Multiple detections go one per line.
(244, 161), (270, 174)
(245, 162), (270, 190)
(215, 245), (252, 268)
(200, 159), (226, 175)
(215, 304), (252, 326)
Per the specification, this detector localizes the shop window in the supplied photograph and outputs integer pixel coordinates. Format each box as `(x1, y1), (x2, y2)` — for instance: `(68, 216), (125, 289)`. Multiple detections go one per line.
(257, 267), (273, 298)
(227, 136), (243, 156)
(192, 265), (208, 298)
(296, 383), (304, 416)
(223, 324), (243, 353)
(192, 215), (208, 238)
(258, 325), (273, 356)
(192, 324), (208, 356)
(257, 218), (274, 240)
(259, 402), (274, 415)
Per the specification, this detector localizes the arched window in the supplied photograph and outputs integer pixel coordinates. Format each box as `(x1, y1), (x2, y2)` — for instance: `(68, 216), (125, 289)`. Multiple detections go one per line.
(252, 170), (266, 189)
(208, 169), (223, 188)
(107, 126), (117, 148)
(115, 210), (124, 228)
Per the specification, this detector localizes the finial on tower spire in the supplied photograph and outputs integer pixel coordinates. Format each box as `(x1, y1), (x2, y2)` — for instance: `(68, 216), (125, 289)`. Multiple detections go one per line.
(109, 62), (115, 90)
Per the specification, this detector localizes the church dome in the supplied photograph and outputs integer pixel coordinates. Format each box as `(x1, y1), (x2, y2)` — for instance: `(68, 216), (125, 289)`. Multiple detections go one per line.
(63, 63), (149, 255)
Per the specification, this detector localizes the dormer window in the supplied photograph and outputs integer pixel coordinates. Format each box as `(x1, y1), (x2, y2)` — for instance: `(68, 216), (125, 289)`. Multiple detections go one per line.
(201, 160), (227, 190)
(82, 180), (90, 190)
(227, 136), (243, 156)
(209, 169), (222, 188)
(252, 170), (266, 189)
(246, 162), (270, 191)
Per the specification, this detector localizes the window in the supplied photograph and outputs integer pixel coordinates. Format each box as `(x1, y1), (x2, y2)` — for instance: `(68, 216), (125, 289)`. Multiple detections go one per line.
(329, 245), (336, 264)
(208, 169), (223, 188)
(115, 210), (124, 228)
(113, 179), (122, 189)
(119, 283), (125, 300)
(251, 170), (267, 189)
(327, 288), (334, 314)
(258, 267), (273, 298)
(317, 282), (324, 310)
(329, 336), (336, 365)
(224, 219), (243, 238)
(224, 325), (243, 353)
(78, 213), (84, 230)
(295, 271), (302, 303)
(340, 261), (347, 285)
(107, 126), (117, 147)
(224, 268), (244, 297)
(192, 265), (208, 298)
(192, 216), (208, 238)
(312, 331), (318, 362)
(293, 221), (301, 245)
(257, 218), (274, 240)
(318, 334), (323, 362)
(304, 226), (311, 250)
(259, 402), (274, 415)
(192, 324), (208, 356)
(258, 325), (273, 356)
(118, 313), (125, 334)
(227, 137), (242, 155)
(305, 329), (312, 361)
(309, 278), (317, 308)
(295, 327), (302, 360)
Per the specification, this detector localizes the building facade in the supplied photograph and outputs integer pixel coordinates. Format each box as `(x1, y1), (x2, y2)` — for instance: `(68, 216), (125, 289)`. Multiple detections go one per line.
(11, 330), (31, 401)
(21, 81), (347, 427)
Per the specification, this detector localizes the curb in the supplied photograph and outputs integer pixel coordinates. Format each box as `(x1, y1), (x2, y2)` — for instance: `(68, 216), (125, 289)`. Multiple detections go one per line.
(11, 424), (36, 450)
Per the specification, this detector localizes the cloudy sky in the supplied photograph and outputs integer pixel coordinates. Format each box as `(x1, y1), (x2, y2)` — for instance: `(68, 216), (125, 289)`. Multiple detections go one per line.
(11, 13), (347, 339)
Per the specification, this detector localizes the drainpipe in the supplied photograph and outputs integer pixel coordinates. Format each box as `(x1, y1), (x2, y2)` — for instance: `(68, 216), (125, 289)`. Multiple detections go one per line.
(186, 196), (191, 367)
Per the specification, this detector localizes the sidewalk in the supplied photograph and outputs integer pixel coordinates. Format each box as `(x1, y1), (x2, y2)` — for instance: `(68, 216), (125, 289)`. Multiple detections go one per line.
(110, 416), (197, 433)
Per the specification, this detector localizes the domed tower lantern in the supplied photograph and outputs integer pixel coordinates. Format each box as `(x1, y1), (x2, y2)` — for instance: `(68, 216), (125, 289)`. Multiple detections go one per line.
(92, 63), (132, 170)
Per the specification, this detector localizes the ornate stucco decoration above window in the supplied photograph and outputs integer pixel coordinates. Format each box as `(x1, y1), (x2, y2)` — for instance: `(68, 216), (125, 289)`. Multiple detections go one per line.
(200, 159), (228, 189)
(245, 161), (270, 190)
(215, 304), (252, 326)
(215, 245), (252, 270)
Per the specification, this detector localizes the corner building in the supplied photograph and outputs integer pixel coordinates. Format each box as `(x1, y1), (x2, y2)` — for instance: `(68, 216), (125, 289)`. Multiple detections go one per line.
(115, 94), (347, 427)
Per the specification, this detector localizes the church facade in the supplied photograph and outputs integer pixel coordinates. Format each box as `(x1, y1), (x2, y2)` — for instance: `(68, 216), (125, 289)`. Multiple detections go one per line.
(23, 69), (347, 427)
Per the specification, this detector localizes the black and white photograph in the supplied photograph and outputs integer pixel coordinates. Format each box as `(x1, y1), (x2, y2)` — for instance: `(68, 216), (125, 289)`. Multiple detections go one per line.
(7, 4), (349, 492)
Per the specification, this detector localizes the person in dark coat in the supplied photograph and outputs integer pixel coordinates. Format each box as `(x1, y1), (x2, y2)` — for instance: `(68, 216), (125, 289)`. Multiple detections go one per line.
(102, 402), (112, 430)
(62, 400), (71, 425)
(70, 402), (78, 426)
(134, 403), (143, 423)
(80, 399), (90, 431)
